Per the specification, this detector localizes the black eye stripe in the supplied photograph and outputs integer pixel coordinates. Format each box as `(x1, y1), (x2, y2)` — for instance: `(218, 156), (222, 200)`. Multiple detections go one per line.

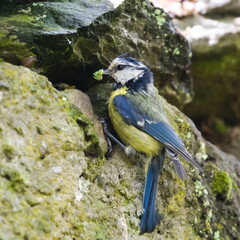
(117, 65), (126, 70)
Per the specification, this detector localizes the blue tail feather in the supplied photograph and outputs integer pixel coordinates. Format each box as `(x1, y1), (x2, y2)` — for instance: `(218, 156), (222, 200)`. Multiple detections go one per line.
(140, 150), (165, 234)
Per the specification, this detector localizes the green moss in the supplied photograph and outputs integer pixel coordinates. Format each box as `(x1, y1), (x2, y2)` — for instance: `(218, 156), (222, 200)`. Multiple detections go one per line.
(173, 47), (180, 55)
(214, 118), (229, 134)
(154, 9), (161, 15)
(155, 15), (166, 27)
(62, 140), (79, 151)
(196, 142), (208, 162)
(0, 164), (28, 192)
(7, 13), (35, 22)
(84, 157), (105, 182)
(194, 180), (205, 197)
(66, 103), (103, 157)
(2, 143), (14, 159)
(0, 31), (34, 64)
(14, 127), (24, 136)
(211, 170), (233, 200)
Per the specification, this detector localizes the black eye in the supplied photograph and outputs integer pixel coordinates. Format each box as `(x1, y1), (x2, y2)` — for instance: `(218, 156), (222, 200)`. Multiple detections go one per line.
(117, 65), (125, 70)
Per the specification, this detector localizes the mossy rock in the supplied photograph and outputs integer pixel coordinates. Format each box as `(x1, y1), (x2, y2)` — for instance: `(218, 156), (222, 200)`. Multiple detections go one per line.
(0, 0), (115, 74)
(87, 82), (240, 240)
(0, 62), (107, 239)
(211, 170), (233, 200)
(77, 0), (193, 105)
(185, 49), (240, 125)
(0, 0), (193, 106)
(0, 62), (239, 239)
(179, 16), (240, 125)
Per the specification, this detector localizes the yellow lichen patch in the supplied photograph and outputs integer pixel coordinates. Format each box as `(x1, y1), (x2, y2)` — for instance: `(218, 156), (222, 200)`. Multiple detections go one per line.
(167, 190), (185, 213)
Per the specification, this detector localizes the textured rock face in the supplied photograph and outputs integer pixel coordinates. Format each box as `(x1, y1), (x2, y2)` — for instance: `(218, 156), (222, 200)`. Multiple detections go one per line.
(0, 62), (239, 239)
(0, 0), (193, 105)
(0, 62), (106, 239)
(0, 0), (115, 73)
(0, 0), (240, 239)
(174, 2), (240, 125)
(76, 0), (193, 105)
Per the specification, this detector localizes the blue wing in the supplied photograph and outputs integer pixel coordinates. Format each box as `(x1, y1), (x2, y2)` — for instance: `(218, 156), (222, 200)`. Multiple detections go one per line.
(113, 95), (202, 170)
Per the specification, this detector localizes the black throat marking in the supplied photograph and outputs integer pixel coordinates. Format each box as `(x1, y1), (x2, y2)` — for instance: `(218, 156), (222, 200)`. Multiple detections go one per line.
(113, 69), (153, 93)
(126, 69), (153, 93)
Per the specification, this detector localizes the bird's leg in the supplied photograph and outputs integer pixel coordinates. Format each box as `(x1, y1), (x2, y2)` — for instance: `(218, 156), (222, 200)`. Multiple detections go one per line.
(99, 118), (113, 158)
(99, 118), (136, 158)
(105, 136), (113, 159)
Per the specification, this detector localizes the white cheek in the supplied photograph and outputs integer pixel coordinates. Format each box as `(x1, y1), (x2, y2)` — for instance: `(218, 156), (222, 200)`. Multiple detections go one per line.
(114, 71), (131, 84)
(113, 69), (143, 84)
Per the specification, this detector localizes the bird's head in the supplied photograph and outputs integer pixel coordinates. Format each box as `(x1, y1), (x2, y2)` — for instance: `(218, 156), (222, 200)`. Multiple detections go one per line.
(104, 55), (150, 86)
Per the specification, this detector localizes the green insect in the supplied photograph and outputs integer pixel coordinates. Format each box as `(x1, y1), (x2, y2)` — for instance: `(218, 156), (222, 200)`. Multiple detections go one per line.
(93, 69), (104, 81)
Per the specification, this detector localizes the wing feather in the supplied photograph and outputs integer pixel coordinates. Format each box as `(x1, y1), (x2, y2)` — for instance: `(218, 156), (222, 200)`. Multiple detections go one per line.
(113, 95), (202, 171)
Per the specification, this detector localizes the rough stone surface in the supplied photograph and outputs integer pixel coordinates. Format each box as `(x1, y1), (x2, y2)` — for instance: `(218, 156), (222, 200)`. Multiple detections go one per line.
(1, 0), (240, 238)
(0, 62), (239, 239)
(76, 0), (193, 105)
(217, 125), (240, 160)
(0, 0), (115, 70)
(62, 88), (108, 155)
(205, 0), (240, 16)
(88, 82), (240, 240)
(174, 5), (240, 125)
(0, 62), (106, 239)
(0, 0), (194, 106)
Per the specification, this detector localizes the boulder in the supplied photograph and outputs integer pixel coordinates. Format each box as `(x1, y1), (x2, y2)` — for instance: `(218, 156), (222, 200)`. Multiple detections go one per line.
(89, 81), (240, 240)
(0, 61), (239, 239)
(76, 0), (194, 105)
(0, 62), (106, 239)
(174, 2), (240, 125)
(0, 0), (194, 105)
(0, 0), (116, 83)
(1, 0), (240, 238)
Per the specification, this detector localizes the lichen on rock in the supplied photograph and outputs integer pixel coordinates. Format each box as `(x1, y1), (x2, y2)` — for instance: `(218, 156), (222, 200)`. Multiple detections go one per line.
(87, 81), (240, 240)
(0, 62), (107, 239)
(211, 168), (233, 201)
(76, 0), (193, 106)
(0, 0), (240, 238)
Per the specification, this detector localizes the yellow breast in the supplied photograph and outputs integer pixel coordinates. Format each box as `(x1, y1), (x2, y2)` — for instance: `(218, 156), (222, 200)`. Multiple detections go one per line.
(108, 87), (161, 156)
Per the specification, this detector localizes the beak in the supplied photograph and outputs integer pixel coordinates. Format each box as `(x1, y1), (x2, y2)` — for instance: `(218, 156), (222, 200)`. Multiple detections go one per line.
(103, 69), (111, 75)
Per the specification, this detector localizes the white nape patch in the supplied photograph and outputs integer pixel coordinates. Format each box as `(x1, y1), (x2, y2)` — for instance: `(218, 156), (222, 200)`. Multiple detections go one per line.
(109, 0), (124, 8)
(75, 177), (90, 202)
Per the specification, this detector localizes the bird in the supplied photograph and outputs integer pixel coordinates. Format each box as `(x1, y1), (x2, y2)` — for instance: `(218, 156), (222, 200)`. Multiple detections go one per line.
(102, 54), (202, 234)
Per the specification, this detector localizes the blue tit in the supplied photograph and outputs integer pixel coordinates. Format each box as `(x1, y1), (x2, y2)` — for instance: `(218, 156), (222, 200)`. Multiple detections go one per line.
(103, 54), (202, 234)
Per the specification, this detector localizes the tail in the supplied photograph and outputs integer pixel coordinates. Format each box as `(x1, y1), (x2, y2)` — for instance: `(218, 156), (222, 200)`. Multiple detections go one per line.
(166, 148), (188, 181)
(140, 149), (165, 234)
